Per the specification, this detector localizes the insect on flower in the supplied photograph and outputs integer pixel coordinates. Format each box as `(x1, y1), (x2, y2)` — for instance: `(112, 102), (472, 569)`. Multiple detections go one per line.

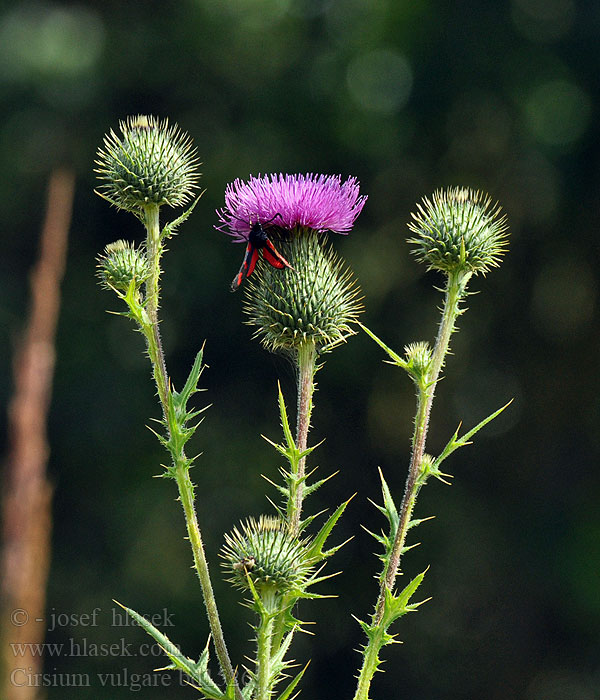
(232, 556), (256, 573)
(230, 214), (294, 292)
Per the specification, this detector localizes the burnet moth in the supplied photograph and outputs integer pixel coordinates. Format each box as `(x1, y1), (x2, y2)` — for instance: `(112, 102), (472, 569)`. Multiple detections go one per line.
(230, 213), (294, 292)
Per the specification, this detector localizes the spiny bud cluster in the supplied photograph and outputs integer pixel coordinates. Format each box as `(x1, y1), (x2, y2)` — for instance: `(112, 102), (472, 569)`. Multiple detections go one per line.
(407, 187), (508, 275)
(221, 516), (314, 595)
(96, 240), (148, 292)
(244, 231), (363, 353)
(95, 115), (199, 213)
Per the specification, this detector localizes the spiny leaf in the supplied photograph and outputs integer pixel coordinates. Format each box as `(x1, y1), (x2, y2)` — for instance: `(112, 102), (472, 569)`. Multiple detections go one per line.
(460, 399), (513, 443)
(378, 469), (399, 540)
(302, 470), (338, 497)
(278, 382), (296, 452)
(381, 569), (429, 629)
(175, 347), (205, 409)
(261, 434), (290, 457)
(305, 495), (354, 562)
(358, 322), (408, 369)
(407, 515), (435, 530)
(296, 509), (327, 534)
(241, 674), (256, 700)
(276, 661), (310, 700)
(262, 473), (289, 497)
(271, 630), (296, 668)
(352, 616), (395, 648)
(269, 630), (298, 684)
(113, 601), (225, 698)
(244, 572), (271, 619)
(433, 399), (512, 471)
(297, 442), (323, 460)
(161, 194), (203, 240)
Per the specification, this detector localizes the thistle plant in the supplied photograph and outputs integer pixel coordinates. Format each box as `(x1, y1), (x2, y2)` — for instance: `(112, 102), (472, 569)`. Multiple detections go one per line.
(352, 186), (509, 700)
(217, 173), (365, 698)
(96, 116), (242, 699)
(95, 115), (509, 700)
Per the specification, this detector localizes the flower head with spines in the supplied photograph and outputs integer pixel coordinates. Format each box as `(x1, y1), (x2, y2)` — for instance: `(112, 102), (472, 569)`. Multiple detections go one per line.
(218, 173), (367, 353)
(95, 115), (200, 213)
(244, 233), (363, 352)
(221, 516), (315, 597)
(407, 187), (508, 275)
(96, 240), (148, 292)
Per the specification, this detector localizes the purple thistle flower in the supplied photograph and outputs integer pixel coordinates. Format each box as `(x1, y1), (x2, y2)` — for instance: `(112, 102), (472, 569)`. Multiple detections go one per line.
(217, 173), (367, 242)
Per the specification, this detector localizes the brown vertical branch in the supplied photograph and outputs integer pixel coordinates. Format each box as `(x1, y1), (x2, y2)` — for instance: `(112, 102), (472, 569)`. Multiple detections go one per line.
(1, 169), (74, 700)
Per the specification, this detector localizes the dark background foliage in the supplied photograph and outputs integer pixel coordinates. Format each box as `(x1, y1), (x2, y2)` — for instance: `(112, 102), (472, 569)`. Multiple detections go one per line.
(1, 0), (599, 698)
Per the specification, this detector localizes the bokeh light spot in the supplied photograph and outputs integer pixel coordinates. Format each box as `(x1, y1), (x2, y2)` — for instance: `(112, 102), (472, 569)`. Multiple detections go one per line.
(201, 0), (290, 29)
(0, 4), (104, 81)
(346, 49), (413, 114)
(525, 80), (591, 147)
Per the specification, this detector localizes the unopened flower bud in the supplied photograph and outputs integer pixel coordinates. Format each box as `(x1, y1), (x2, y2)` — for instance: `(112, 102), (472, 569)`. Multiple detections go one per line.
(95, 115), (199, 213)
(97, 240), (148, 292)
(408, 187), (508, 275)
(221, 516), (313, 596)
(244, 232), (363, 353)
(404, 341), (433, 381)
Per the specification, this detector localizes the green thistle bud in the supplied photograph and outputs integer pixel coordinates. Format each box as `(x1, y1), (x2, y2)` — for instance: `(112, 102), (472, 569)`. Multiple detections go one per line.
(420, 453), (435, 472)
(416, 453), (436, 488)
(95, 115), (199, 213)
(407, 187), (508, 275)
(404, 341), (432, 381)
(96, 240), (149, 292)
(243, 232), (363, 353)
(221, 516), (314, 596)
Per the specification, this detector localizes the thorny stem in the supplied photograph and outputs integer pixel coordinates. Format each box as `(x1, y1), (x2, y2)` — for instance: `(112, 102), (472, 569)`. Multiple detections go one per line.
(174, 467), (239, 694)
(289, 340), (316, 537)
(377, 269), (471, 618)
(142, 205), (241, 700)
(143, 205), (169, 411)
(271, 342), (316, 661)
(256, 609), (276, 700)
(354, 269), (471, 700)
(354, 624), (386, 700)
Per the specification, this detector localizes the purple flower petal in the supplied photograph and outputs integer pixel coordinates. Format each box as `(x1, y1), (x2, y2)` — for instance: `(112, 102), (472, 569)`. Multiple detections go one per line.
(217, 173), (367, 242)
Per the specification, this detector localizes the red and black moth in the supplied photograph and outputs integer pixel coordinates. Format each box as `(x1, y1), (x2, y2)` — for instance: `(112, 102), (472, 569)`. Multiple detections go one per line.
(230, 214), (294, 292)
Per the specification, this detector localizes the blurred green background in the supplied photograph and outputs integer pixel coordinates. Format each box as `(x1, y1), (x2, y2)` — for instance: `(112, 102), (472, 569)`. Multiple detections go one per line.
(1, 0), (599, 698)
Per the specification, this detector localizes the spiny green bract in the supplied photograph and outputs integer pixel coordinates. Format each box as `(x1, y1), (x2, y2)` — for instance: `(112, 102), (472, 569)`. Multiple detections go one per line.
(221, 516), (314, 595)
(243, 231), (363, 353)
(407, 187), (508, 275)
(95, 115), (199, 212)
(96, 240), (148, 292)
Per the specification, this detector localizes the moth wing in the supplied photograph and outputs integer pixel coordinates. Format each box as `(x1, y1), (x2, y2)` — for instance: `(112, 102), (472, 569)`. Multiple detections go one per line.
(264, 239), (293, 270)
(230, 243), (259, 291)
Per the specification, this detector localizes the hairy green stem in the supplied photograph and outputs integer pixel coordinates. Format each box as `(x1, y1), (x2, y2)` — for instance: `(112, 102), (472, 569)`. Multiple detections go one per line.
(354, 269), (471, 700)
(256, 611), (275, 700)
(142, 205), (240, 700)
(380, 269), (470, 611)
(354, 625), (386, 700)
(289, 340), (316, 537)
(174, 466), (239, 694)
(143, 205), (168, 410)
(272, 342), (316, 664)
(270, 592), (290, 657)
